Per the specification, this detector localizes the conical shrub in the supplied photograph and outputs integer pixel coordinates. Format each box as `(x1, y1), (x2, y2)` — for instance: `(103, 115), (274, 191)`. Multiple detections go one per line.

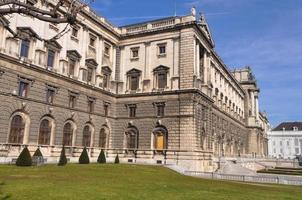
(16, 147), (32, 167)
(33, 148), (43, 157)
(79, 147), (90, 164)
(97, 149), (106, 164)
(58, 146), (67, 166)
(114, 154), (119, 164)
(32, 148), (44, 166)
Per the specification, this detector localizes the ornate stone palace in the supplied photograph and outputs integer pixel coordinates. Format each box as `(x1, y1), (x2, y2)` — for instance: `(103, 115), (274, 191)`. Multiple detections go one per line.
(0, 2), (269, 171)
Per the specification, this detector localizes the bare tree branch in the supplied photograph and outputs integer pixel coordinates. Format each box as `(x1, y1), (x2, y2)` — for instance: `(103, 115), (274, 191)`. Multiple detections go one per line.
(0, 0), (94, 41)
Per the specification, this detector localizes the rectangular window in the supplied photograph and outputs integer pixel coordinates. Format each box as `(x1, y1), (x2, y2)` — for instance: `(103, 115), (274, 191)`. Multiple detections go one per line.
(158, 44), (166, 55)
(89, 36), (96, 47)
(71, 27), (78, 38)
(88, 99), (95, 113)
(18, 81), (29, 97)
(280, 141), (283, 146)
(69, 59), (76, 76)
(104, 104), (109, 117)
(103, 74), (109, 89)
(20, 39), (30, 58)
(158, 73), (167, 89)
(82, 70), (87, 82)
(129, 106), (136, 118)
(104, 43), (110, 56)
(87, 67), (93, 82)
(46, 89), (55, 104)
(157, 104), (165, 117)
(295, 138), (299, 146)
(47, 49), (55, 69)
(131, 48), (139, 59)
(69, 95), (76, 108)
(130, 76), (139, 91)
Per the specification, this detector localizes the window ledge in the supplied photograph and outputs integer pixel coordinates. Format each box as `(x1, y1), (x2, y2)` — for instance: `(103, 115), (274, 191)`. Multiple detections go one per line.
(157, 54), (167, 58)
(70, 36), (79, 43)
(130, 57), (139, 61)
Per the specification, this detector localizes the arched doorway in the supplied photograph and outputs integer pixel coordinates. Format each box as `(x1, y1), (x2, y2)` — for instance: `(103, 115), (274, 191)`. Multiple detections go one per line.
(152, 125), (168, 151)
(125, 125), (139, 149)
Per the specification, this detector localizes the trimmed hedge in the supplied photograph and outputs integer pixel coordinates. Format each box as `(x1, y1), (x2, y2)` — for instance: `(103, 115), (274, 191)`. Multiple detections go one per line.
(97, 149), (106, 164)
(79, 147), (90, 164)
(33, 148), (43, 157)
(114, 154), (119, 164)
(58, 146), (67, 166)
(16, 147), (32, 167)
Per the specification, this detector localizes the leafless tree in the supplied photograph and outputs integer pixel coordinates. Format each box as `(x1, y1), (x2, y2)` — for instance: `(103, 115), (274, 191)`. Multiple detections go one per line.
(0, 0), (94, 41)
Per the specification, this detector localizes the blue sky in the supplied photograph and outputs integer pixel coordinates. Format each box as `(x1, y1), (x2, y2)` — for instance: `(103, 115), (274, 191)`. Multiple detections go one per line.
(92, 0), (302, 127)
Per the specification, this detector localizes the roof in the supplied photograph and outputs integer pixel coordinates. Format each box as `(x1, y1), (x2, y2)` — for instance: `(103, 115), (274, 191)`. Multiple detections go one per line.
(119, 16), (178, 28)
(273, 122), (302, 131)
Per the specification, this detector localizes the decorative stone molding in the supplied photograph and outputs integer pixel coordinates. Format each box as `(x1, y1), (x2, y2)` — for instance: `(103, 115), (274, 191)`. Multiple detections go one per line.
(0, 70), (4, 78)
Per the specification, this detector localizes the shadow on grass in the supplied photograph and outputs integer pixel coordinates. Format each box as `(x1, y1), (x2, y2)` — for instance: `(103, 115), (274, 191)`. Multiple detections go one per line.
(0, 183), (10, 200)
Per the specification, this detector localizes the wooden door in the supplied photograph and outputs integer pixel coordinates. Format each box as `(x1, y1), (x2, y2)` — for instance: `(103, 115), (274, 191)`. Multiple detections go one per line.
(156, 135), (164, 150)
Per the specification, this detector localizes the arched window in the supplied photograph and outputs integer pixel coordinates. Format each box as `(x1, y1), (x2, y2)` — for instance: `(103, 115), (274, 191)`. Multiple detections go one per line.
(125, 125), (139, 149)
(38, 119), (51, 145)
(99, 128), (108, 148)
(82, 125), (91, 147)
(9, 115), (25, 144)
(63, 122), (73, 146)
(153, 125), (168, 151)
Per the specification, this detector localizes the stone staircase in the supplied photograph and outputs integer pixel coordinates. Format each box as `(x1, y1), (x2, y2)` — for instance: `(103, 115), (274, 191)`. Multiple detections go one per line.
(217, 160), (256, 175)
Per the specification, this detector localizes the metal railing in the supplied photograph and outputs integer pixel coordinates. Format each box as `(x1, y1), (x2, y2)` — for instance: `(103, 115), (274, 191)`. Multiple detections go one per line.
(184, 171), (302, 186)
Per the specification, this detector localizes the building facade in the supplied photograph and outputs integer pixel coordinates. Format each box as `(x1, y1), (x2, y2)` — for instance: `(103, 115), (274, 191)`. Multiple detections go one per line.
(0, 2), (269, 171)
(268, 122), (302, 159)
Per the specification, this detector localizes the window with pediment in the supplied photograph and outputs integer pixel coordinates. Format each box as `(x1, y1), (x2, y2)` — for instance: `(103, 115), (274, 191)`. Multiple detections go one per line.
(127, 69), (141, 91)
(67, 50), (81, 77)
(85, 59), (98, 84)
(101, 66), (112, 89)
(153, 65), (169, 89)
(45, 40), (62, 71)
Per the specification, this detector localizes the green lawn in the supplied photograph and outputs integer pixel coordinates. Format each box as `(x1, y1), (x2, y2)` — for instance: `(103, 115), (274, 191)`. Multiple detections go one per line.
(0, 164), (300, 200)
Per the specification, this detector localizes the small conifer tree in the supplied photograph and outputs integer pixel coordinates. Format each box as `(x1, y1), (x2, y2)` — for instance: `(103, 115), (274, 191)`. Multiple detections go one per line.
(32, 148), (44, 166)
(79, 147), (90, 164)
(58, 146), (67, 166)
(114, 154), (119, 164)
(97, 149), (106, 164)
(33, 148), (43, 157)
(16, 147), (32, 167)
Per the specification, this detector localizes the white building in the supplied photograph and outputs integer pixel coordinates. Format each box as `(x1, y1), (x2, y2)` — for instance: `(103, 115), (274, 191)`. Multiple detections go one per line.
(268, 122), (302, 159)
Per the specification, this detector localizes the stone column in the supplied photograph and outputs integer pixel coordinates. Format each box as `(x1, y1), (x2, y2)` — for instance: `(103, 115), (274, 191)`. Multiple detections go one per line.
(203, 51), (208, 84)
(250, 91), (255, 117)
(255, 96), (259, 120)
(196, 42), (200, 78)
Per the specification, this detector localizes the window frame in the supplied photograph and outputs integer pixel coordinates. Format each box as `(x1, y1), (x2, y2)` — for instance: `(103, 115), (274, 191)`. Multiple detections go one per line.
(157, 43), (167, 57)
(47, 49), (55, 70)
(68, 91), (78, 109)
(20, 39), (30, 58)
(130, 47), (139, 60)
(38, 118), (52, 145)
(87, 97), (95, 113)
(18, 81), (29, 98)
(82, 125), (92, 147)
(127, 104), (137, 118)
